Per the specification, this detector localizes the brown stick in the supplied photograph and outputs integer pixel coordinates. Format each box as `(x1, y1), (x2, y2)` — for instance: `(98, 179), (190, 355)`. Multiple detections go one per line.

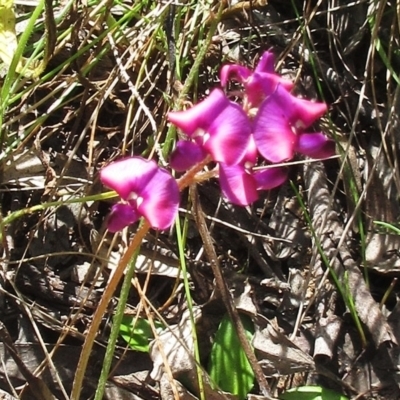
(70, 159), (210, 399)
(190, 185), (272, 398)
(0, 321), (55, 400)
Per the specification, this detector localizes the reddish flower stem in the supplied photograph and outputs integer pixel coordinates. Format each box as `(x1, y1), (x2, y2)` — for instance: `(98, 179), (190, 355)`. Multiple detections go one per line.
(71, 158), (211, 399)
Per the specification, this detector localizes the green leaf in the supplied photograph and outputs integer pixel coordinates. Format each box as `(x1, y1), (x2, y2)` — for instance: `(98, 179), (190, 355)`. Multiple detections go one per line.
(119, 316), (163, 353)
(208, 314), (255, 399)
(280, 385), (349, 400)
(373, 220), (400, 235)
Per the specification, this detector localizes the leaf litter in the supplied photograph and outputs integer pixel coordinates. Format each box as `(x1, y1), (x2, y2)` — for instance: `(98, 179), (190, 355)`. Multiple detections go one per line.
(1, 1), (400, 399)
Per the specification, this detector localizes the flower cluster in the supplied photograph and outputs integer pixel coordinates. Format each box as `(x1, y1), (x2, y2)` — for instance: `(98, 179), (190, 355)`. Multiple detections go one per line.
(100, 51), (334, 232)
(169, 51), (334, 206)
(100, 157), (179, 232)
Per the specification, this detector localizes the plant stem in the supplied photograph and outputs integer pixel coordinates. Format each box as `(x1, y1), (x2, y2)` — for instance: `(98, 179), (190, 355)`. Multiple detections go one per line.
(162, 2), (225, 158)
(70, 220), (150, 399)
(94, 245), (141, 400)
(70, 160), (207, 399)
(175, 216), (205, 400)
(189, 185), (272, 399)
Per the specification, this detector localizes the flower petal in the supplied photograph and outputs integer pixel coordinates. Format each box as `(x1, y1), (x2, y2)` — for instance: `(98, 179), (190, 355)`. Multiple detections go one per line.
(254, 51), (276, 74)
(253, 94), (297, 163)
(170, 141), (207, 171)
(167, 89), (230, 136)
(138, 167), (180, 230)
(107, 203), (139, 232)
(219, 164), (258, 206)
(246, 71), (294, 107)
(271, 85), (327, 129)
(241, 134), (258, 165)
(295, 132), (336, 159)
(254, 167), (288, 190)
(204, 101), (251, 165)
(220, 64), (252, 86)
(100, 157), (158, 200)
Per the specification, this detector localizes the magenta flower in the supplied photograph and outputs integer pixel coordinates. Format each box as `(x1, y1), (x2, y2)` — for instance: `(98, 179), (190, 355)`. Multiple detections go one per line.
(220, 51), (294, 107)
(100, 157), (179, 232)
(219, 163), (258, 205)
(169, 140), (207, 172)
(253, 85), (334, 163)
(219, 164), (288, 206)
(218, 136), (288, 205)
(166, 49), (334, 208)
(168, 88), (251, 170)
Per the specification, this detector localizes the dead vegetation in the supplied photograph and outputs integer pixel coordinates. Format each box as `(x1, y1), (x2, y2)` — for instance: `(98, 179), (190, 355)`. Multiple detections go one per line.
(1, 0), (400, 399)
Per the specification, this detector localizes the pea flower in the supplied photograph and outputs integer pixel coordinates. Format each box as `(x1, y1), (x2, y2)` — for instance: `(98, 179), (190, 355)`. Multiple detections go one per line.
(168, 88), (251, 171)
(218, 136), (288, 206)
(167, 49), (335, 208)
(100, 157), (179, 232)
(253, 85), (335, 163)
(220, 51), (294, 107)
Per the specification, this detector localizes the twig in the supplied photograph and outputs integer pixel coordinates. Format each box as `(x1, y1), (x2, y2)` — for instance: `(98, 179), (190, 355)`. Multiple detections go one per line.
(70, 220), (151, 399)
(0, 321), (55, 400)
(189, 185), (273, 399)
(70, 159), (210, 399)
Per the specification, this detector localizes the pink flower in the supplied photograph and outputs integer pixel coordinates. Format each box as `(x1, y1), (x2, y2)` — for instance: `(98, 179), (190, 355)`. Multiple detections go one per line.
(100, 157), (179, 231)
(218, 136), (288, 206)
(253, 85), (334, 163)
(220, 51), (294, 107)
(168, 88), (251, 170)
(166, 50), (335, 207)
(219, 164), (288, 206)
(169, 141), (207, 172)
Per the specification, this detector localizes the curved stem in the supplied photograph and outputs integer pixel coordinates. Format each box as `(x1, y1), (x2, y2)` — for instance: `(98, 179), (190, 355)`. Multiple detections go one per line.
(162, 2), (225, 158)
(70, 160), (207, 398)
(70, 220), (150, 399)
(94, 244), (140, 400)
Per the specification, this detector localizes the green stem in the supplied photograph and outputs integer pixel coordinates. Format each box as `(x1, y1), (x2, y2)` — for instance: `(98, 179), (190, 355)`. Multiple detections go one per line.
(71, 159), (207, 399)
(70, 220), (151, 399)
(0, 191), (117, 239)
(175, 215), (205, 400)
(162, 2), (225, 159)
(0, 0), (45, 148)
(94, 244), (141, 400)
(291, 181), (367, 347)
